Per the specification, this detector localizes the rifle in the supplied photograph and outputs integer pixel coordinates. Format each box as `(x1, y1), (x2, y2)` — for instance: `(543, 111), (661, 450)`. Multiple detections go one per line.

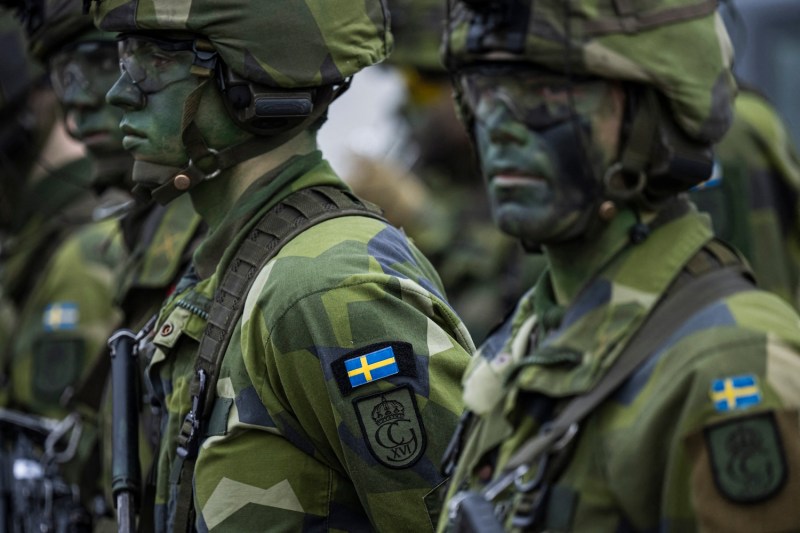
(108, 329), (142, 533)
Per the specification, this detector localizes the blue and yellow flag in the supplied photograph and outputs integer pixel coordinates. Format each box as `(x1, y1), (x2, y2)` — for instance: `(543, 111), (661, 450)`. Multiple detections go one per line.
(710, 374), (762, 412)
(345, 346), (400, 388)
(42, 302), (79, 332)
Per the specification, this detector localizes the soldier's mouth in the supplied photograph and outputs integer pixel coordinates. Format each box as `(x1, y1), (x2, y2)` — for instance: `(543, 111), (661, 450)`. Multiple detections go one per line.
(120, 124), (147, 149)
(81, 130), (114, 147)
(492, 172), (547, 186)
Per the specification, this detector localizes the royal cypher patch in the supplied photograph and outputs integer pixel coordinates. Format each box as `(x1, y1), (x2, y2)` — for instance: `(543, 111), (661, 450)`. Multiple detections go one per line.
(353, 385), (426, 469)
(704, 411), (787, 503)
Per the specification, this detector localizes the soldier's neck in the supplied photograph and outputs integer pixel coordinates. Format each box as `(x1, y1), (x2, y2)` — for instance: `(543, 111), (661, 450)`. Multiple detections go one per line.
(544, 209), (638, 306)
(190, 131), (318, 232)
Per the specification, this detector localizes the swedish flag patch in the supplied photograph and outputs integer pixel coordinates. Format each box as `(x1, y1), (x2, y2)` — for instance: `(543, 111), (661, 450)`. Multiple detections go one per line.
(710, 374), (762, 412)
(346, 347), (400, 387)
(332, 342), (417, 395)
(42, 302), (79, 332)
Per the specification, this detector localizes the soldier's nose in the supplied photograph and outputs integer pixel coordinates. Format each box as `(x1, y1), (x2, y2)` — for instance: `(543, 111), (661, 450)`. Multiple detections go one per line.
(471, 93), (528, 145)
(106, 72), (145, 111)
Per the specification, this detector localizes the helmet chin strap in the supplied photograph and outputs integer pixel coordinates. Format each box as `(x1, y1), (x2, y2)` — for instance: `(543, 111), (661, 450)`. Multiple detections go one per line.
(144, 78), (335, 205)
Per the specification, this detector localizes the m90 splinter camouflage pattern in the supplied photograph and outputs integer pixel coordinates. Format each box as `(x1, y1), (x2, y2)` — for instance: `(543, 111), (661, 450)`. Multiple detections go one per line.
(93, 0), (392, 88)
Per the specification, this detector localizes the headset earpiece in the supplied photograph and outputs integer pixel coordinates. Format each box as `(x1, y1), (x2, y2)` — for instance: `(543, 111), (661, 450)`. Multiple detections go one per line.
(216, 63), (316, 135)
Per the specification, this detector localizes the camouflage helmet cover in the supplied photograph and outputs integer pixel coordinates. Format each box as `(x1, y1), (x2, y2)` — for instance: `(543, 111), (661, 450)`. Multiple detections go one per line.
(28, 0), (105, 61)
(388, 0), (445, 71)
(92, 0), (392, 88)
(444, 0), (736, 144)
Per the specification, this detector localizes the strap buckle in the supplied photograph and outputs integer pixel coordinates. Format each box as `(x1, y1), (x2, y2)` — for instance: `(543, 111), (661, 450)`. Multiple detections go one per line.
(189, 148), (222, 180)
(191, 40), (218, 75)
(483, 421), (579, 500)
(176, 368), (207, 459)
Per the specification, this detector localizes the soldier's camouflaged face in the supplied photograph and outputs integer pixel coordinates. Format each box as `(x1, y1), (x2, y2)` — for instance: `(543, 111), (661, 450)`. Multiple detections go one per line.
(444, 0), (736, 144)
(107, 36), (251, 188)
(49, 40), (125, 157)
(465, 70), (625, 243)
(92, 0), (391, 88)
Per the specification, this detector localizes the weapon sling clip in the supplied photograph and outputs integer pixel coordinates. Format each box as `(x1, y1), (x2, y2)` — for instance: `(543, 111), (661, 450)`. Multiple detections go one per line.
(176, 368), (207, 459)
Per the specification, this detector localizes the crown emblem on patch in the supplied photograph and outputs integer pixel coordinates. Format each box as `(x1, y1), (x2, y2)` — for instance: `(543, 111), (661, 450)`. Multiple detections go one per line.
(372, 395), (405, 425)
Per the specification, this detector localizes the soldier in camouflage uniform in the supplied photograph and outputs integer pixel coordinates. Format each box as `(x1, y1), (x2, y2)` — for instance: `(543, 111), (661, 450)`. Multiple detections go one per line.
(438, 0), (800, 531)
(347, 0), (544, 343)
(24, 0), (204, 526)
(0, 5), (125, 529)
(0, 7), (31, 401)
(2, 2), (123, 422)
(691, 89), (800, 308)
(92, 0), (474, 530)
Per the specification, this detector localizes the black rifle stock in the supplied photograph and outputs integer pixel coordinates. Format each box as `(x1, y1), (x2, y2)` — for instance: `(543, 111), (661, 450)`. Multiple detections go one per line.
(108, 329), (141, 533)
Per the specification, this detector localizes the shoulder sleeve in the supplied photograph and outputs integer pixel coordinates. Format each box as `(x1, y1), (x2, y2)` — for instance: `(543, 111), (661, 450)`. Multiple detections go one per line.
(249, 272), (472, 531)
(9, 220), (123, 418)
(642, 305), (800, 531)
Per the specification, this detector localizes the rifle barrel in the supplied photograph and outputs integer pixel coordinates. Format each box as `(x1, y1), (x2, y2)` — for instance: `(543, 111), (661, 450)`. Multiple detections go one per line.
(108, 329), (141, 530)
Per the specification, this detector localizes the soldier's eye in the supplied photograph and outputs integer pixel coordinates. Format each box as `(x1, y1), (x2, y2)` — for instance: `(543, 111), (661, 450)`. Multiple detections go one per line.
(151, 54), (177, 69)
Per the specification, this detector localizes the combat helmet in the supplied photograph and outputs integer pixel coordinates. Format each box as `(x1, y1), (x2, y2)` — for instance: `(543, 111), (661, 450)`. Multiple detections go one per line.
(92, 0), (392, 203)
(390, 0), (446, 72)
(443, 0), (737, 205)
(23, 0), (100, 61)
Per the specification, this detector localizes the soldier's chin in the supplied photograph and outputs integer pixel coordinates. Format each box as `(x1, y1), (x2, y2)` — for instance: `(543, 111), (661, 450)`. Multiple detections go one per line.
(131, 160), (184, 192)
(494, 205), (584, 245)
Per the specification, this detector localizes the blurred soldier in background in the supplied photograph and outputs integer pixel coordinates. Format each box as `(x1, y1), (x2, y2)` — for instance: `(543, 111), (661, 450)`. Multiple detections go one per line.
(7, 0), (205, 529)
(92, 0), (473, 530)
(0, 7), (34, 402)
(348, 0), (544, 343)
(690, 0), (800, 308)
(0, 4), (124, 530)
(692, 90), (800, 307)
(438, 0), (800, 530)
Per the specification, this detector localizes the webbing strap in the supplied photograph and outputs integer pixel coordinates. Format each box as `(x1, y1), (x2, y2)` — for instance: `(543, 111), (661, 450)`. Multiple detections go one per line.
(619, 90), (660, 177)
(485, 263), (755, 497)
(170, 185), (385, 533)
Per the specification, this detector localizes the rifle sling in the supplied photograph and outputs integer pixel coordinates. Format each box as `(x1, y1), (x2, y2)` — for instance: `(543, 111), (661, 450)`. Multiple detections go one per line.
(171, 186), (385, 533)
(493, 264), (754, 486)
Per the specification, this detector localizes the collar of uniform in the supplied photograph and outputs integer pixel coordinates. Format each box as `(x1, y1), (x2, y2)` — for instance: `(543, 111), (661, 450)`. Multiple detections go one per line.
(124, 195), (203, 291)
(192, 150), (343, 280)
(507, 209), (714, 399)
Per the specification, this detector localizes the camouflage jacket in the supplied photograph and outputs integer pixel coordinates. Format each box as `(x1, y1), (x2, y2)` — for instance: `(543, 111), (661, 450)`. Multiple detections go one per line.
(439, 208), (800, 532)
(94, 194), (204, 527)
(116, 194), (204, 330)
(5, 212), (124, 505)
(691, 90), (800, 308)
(147, 151), (474, 532)
(6, 215), (122, 419)
(0, 131), (128, 527)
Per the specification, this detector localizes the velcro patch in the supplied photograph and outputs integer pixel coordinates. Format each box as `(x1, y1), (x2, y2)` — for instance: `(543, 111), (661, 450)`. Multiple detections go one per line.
(332, 342), (416, 395)
(353, 385), (426, 469)
(710, 374), (762, 412)
(704, 411), (787, 503)
(42, 302), (79, 331)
